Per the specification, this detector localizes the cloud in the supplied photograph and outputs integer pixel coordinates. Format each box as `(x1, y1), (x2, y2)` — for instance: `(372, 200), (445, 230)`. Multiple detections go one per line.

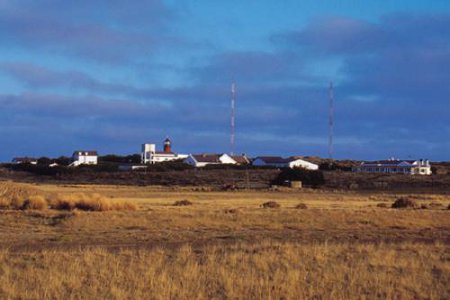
(192, 51), (311, 84)
(0, 10), (449, 160)
(0, 0), (176, 63)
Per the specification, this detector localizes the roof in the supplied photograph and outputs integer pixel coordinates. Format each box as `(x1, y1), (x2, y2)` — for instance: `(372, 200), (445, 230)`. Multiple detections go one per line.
(231, 155), (250, 164)
(254, 156), (290, 164)
(361, 160), (414, 166)
(155, 151), (175, 155)
(12, 157), (37, 162)
(192, 154), (222, 163)
(73, 150), (98, 156)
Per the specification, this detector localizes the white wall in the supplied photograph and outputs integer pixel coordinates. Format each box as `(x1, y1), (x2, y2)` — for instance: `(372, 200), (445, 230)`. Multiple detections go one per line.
(219, 154), (237, 164)
(72, 154), (97, 166)
(289, 159), (319, 170)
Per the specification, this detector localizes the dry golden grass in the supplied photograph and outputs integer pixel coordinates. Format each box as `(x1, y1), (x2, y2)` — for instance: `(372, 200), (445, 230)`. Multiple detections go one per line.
(0, 181), (448, 299)
(21, 195), (47, 210)
(0, 241), (448, 299)
(49, 193), (137, 211)
(0, 181), (137, 211)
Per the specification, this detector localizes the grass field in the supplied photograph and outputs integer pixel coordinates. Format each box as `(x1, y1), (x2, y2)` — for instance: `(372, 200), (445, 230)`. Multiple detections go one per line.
(0, 181), (449, 299)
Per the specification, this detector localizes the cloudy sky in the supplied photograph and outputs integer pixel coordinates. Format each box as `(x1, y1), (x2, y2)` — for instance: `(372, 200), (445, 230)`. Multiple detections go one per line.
(1, 0), (449, 161)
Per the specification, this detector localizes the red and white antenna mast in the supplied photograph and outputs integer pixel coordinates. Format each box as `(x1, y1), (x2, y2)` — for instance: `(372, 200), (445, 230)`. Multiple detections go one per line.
(328, 82), (335, 160)
(230, 81), (236, 156)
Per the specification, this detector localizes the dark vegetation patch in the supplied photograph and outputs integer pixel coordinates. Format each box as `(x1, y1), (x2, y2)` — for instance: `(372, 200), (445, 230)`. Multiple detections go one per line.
(392, 198), (418, 209)
(295, 203), (308, 209)
(224, 208), (239, 214)
(272, 168), (325, 188)
(261, 201), (280, 209)
(3, 159), (450, 192)
(173, 200), (193, 206)
(376, 203), (389, 208)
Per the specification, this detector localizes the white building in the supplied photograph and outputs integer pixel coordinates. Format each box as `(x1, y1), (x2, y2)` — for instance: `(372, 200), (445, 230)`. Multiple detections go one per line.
(354, 159), (432, 175)
(12, 157), (37, 164)
(141, 138), (188, 164)
(70, 150), (98, 167)
(184, 153), (237, 168)
(252, 156), (319, 170)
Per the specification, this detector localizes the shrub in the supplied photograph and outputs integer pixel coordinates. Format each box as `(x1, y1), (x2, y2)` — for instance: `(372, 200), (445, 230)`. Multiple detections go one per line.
(0, 197), (10, 209)
(261, 201), (280, 208)
(420, 204), (429, 209)
(21, 195), (47, 210)
(392, 198), (418, 209)
(376, 203), (389, 208)
(11, 196), (25, 209)
(295, 203), (308, 209)
(173, 200), (193, 206)
(224, 208), (239, 214)
(49, 193), (137, 211)
(272, 168), (325, 187)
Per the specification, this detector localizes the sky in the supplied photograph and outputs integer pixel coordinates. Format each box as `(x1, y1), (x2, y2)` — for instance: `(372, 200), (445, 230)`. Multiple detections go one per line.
(1, 0), (449, 161)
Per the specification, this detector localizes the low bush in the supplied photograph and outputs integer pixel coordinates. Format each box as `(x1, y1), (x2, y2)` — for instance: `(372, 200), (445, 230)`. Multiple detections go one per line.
(376, 203), (389, 208)
(261, 201), (280, 209)
(392, 198), (418, 209)
(420, 204), (429, 209)
(295, 203), (308, 209)
(49, 193), (137, 211)
(11, 196), (25, 209)
(21, 195), (47, 210)
(224, 208), (239, 214)
(0, 197), (10, 209)
(173, 200), (193, 206)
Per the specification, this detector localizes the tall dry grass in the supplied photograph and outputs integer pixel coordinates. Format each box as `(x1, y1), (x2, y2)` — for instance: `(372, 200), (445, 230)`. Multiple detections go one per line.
(0, 181), (137, 211)
(48, 193), (137, 211)
(0, 241), (447, 299)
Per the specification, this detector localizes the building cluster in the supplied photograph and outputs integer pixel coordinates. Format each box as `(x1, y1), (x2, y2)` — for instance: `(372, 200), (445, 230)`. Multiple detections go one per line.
(354, 159), (432, 175)
(11, 137), (432, 175)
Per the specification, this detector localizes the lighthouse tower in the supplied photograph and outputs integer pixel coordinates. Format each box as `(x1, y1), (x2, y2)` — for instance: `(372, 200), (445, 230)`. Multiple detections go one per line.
(163, 137), (172, 153)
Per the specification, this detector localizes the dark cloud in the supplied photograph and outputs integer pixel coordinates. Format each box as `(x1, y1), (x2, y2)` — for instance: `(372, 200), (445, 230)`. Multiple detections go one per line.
(269, 13), (450, 159)
(0, 0), (176, 63)
(192, 51), (311, 84)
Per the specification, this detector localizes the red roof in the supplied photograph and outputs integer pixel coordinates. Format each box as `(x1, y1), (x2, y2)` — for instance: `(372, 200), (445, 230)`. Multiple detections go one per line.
(231, 155), (250, 164)
(192, 154), (222, 163)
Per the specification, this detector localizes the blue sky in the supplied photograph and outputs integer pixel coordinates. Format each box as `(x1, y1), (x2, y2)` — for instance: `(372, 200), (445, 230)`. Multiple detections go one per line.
(1, 0), (449, 161)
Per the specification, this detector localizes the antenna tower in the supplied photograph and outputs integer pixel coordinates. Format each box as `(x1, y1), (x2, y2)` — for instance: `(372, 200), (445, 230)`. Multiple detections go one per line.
(230, 81), (236, 156)
(328, 82), (335, 160)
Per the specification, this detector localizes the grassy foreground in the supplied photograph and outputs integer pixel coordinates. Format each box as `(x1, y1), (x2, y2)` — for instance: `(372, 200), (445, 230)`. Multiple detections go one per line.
(0, 181), (449, 299)
(0, 242), (448, 299)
